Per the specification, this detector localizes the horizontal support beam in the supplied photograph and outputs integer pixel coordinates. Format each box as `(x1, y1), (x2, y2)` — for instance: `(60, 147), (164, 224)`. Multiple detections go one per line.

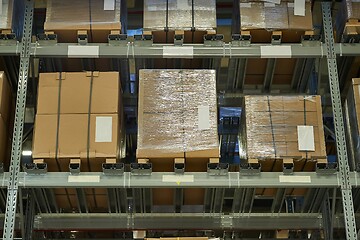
(32, 213), (354, 230)
(13, 172), (342, 188)
(0, 172), (358, 188)
(27, 43), (360, 58)
(0, 43), (359, 58)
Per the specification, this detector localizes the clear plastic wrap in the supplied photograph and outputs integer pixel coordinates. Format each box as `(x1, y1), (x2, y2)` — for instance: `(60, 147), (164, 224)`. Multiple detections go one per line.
(240, 1), (312, 30)
(240, 96), (326, 160)
(44, 0), (121, 30)
(143, 0), (216, 30)
(137, 69), (219, 158)
(0, 0), (13, 30)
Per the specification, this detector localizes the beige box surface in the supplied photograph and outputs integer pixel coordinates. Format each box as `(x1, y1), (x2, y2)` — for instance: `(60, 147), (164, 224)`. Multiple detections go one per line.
(33, 113), (119, 160)
(143, 0), (216, 30)
(0, 72), (12, 125)
(37, 72), (119, 115)
(242, 95), (326, 160)
(44, 0), (121, 30)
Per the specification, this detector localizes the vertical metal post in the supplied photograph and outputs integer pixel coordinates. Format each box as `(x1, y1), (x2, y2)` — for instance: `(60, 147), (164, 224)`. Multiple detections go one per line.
(3, 0), (34, 239)
(321, 3), (357, 239)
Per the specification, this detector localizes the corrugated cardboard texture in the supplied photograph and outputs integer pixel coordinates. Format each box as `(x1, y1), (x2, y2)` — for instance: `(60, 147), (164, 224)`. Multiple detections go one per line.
(143, 0), (216, 30)
(37, 72), (119, 115)
(0, 0), (13, 30)
(241, 96), (326, 160)
(137, 69), (219, 159)
(32, 113), (118, 161)
(44, 0), (121, 42)
(0, 72), (12, 125)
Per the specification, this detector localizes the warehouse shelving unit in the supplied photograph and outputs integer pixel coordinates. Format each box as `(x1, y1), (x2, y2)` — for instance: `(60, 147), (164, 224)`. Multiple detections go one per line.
(0, 0), (360, 239)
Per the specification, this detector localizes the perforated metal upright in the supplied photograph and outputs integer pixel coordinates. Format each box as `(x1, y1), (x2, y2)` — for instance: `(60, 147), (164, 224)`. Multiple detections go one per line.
(322, 3), (357, 239)
(2, 0), (34, 239)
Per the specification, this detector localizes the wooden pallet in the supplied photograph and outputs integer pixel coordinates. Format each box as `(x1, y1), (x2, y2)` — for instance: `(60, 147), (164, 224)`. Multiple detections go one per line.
(248, 156), (327, 197)
(137, 157), (219, 206)
(144, 29), (216, 44)
(241, 30), (315, 43)
(34, 158), (115, 212)
(343, 19), (360, 35)
(44, 29), (120, 43)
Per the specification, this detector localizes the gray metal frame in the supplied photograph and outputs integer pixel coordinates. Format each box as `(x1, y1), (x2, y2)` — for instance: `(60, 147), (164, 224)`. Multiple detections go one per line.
(322, 3), (357, 239)
(3, 1), (33, 239)
(0, 1), (360, 239)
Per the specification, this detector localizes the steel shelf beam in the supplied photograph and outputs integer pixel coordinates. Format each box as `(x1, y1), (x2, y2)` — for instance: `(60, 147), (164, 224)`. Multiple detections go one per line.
(1, 171), (360, 188)
(31, 213), (360, 230)
(10, 172), (344, 188)
(0, 43), (360, 58)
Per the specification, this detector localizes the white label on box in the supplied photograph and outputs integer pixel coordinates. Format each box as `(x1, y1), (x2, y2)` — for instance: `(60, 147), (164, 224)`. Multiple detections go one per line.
(104, 0), (115, 10)
(279, 175), (311, 183)
(294, 0), (305, 16)
(263, 0), (281, 4)
(68, 175), (100, 182)
(288, 2), (294, 7)
(133, 231), (146, 239)
(95, 116), (113, 143)
(264, 3), (276, 7)
(198, 105), (210, 130)
(68, 46), (99, 58)
(177, 0), (190, 10)
(297, 125), (315, 151)
(163, 46), (193, 58)
(162, 175), (194, 183)
(240, 2), (252, 8)
(260, 46), (292, 58)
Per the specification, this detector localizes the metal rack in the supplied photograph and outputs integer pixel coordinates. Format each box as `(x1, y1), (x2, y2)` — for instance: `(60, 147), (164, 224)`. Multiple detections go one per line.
(0, 1), (359, 239)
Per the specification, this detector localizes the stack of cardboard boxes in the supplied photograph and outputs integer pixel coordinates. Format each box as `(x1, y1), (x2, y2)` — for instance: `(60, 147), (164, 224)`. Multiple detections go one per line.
(32, 71), (124, 211)
(143, 0), (216, 43)
(335, 0), (360, 37)
(137, 69), (219, 207)
(44, 0), (121, 43)
(239, 95), (327, 172)
(0, 72), (13, 170)
(240, 0), (313, 42)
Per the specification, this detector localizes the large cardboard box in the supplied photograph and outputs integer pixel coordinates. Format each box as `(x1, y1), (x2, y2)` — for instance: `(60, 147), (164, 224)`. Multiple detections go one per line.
(137, 69), (219, 159)
(345, 79), (360, 170)
(37, 72), (119, 115)
(32, 113), (119, 171)
(143, 0), (216, 30)
(138, 69), (219, 208)
(240, 95), (326, 163)
(44, 0), (121, 42)
(0, 0), (13, 30)
(240, 1), (312, 31)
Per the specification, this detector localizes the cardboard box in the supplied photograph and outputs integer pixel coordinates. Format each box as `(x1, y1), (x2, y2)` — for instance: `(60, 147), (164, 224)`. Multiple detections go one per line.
(345, 79), (360, 170)
(37, 72), (119, 115)
(240, 95), (326, 161)
(32, 113), (119, 170)
(0, 72), (12, 125)
(44, 0), (121, 42)
(143, 0), (216, 30)
(288, 2), (313, 30)
(240, 1), (313, 31)
(137, 69), (219, 159)
(0, 0), (13, 30)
